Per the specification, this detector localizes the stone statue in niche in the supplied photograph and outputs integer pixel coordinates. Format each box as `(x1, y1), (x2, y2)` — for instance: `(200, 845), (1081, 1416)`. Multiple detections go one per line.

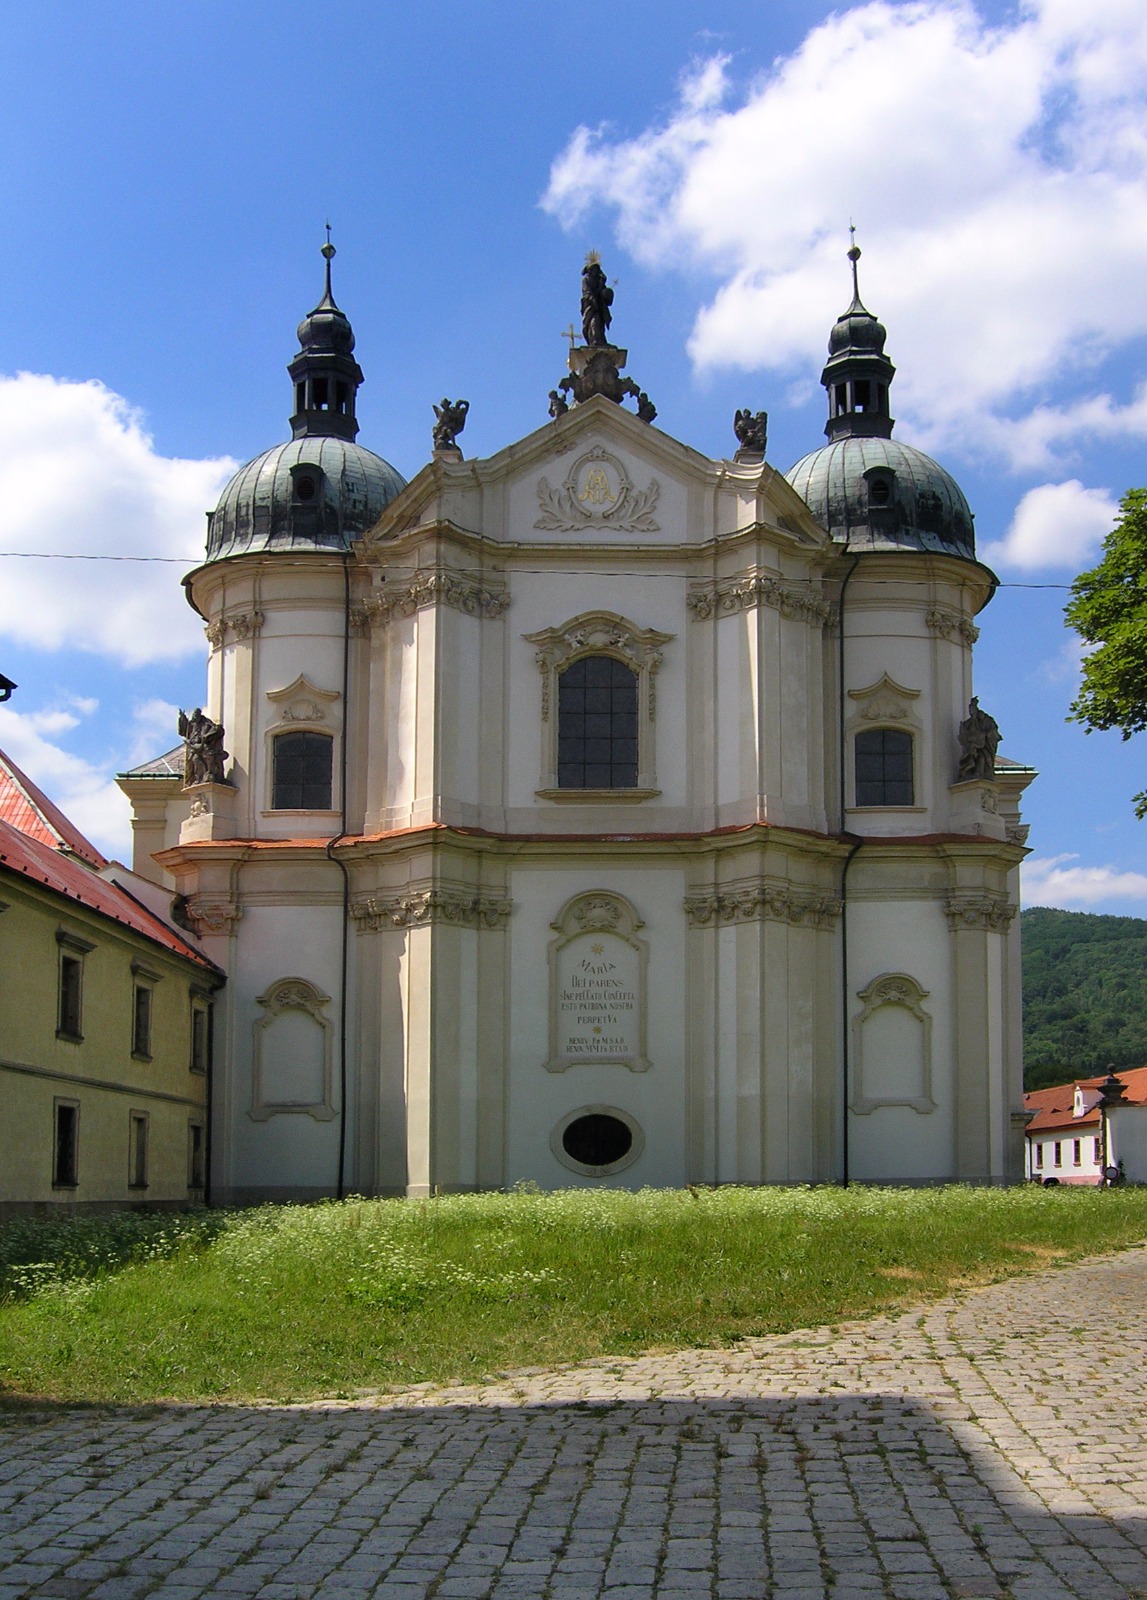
(957, 697), (1001, 781)
(432, 398), (469, 453)
(179, 708), (229, 787)
(734, 408), (768, 455)
(581, 257), (614, 347)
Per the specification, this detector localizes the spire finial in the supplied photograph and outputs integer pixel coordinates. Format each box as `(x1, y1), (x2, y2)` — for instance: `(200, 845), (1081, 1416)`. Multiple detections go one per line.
(847, 223), (861, 303)
(320, 223), (336, 305)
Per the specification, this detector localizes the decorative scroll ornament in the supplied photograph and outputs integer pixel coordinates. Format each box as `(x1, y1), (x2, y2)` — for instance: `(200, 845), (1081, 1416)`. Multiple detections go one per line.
(848, 673), (921, 726)
(266, 674), (340, 724)
(350, 889), (512, 931)
(183, 899), (243, 936)
(925, 607), (979, 648)
(1006, 822), (1031, 846)
(535, 446), (660, 532)
(687, 568), (832, 627)
(684, 879), (841, 929)
(356, 570), (510, 628)
(944, 894), (1016, 932)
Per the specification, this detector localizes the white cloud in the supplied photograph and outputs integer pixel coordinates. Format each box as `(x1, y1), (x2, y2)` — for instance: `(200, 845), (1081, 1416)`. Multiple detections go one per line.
(0, 700), (129, 857)
(982, 480), (1119, 570)
(542, 0), (1147, 466)
(0, 373), (235, 667)
(1023, 852), (1147, 908)
(127, 698), (181, 766)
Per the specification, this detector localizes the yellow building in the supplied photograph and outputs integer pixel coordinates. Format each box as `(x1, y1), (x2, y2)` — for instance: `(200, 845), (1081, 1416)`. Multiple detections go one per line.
(0, 749), (223, 1214)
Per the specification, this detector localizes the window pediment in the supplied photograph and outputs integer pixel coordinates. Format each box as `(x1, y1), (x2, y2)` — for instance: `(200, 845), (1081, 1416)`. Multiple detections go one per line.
(266, 674), (340, 725)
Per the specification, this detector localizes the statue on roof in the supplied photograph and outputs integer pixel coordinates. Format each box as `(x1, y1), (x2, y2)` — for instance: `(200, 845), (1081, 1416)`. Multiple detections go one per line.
(957, 697), (1001, 782)
(734, 409), (768, 456)
(432, 397), (469, 454)
(179, 708), (229, 787)
(581, 257), (614, 348)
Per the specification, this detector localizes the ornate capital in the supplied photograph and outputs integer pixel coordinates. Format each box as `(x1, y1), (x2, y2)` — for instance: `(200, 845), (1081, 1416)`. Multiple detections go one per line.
(944, 894), (1016, 932)
(205, 610), (264, 652)
(925, 607), (979, 648)
(351, 889), (512, 932)
(685, 880), (841, 929)
(358, 570), (510, 628)
(184, 899), (243, 936)
(686, 568), (832, 627)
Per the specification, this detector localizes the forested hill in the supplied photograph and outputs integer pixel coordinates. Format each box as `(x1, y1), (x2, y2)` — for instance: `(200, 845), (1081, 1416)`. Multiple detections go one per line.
(1022, 907), (1147, 1090)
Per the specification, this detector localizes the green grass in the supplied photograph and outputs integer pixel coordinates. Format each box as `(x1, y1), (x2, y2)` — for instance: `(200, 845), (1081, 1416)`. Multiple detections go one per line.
(2, 1185), (1146, 1406)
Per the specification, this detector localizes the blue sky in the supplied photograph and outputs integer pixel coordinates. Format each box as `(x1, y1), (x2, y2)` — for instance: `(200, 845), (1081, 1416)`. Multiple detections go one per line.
(2, 0), (1147, 913)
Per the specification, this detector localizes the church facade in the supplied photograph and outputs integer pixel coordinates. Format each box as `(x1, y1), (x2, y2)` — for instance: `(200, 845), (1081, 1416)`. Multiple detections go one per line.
(121, 247), (1034, 1201)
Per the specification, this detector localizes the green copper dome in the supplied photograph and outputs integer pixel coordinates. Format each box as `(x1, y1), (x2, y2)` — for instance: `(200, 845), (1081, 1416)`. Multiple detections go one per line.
(206, 436), (406, 562)
(784, 436), (975, 560)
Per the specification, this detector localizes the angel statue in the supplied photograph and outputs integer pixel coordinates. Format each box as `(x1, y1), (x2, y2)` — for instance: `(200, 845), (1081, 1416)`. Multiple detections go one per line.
(733, 409), (768, 455)
(432, 397), (469, 452)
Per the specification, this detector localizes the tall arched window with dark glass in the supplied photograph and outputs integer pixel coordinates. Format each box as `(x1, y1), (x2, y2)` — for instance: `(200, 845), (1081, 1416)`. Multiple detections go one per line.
(272, 731), (334, 810)
(558, 655), (638, 789)
(855, 728), (914, 807)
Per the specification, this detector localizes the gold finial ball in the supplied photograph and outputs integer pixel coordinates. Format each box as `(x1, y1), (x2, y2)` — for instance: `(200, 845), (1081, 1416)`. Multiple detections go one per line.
(321, 241), (336, 261)
(847, 244), (861, 263)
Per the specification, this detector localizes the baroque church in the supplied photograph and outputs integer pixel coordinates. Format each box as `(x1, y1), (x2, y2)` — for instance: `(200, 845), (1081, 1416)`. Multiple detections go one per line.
(119, 243), (1035, 1202)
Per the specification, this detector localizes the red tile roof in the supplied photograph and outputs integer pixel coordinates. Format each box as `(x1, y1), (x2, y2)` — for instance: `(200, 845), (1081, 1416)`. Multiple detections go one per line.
(0, 818), (218, 973)
(0, 747), (106, 867)
(1024, 1065), (1147, 1134)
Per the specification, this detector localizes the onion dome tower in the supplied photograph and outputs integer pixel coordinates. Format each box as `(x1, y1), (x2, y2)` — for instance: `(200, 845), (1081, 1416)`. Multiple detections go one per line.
(785, 241), (975, 560)
(204, 237), (406, 562)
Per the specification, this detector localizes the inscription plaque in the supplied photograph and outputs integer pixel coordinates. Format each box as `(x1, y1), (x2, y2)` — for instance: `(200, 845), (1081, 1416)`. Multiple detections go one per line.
(545, 891), (650, 1073)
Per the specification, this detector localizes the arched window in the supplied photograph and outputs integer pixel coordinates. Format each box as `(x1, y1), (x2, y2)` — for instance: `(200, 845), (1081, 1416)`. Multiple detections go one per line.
(557, 655), (638, 789)
(855, 728), (913, 807)
(272, 731), (333, 810)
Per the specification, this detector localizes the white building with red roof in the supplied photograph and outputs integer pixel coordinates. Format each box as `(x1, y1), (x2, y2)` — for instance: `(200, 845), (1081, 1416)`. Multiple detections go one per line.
(1024, 1065), (1147, 1184)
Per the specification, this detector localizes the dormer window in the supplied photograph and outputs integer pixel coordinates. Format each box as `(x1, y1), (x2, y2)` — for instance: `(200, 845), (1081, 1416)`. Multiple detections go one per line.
(865, 468), (895, 510)
(290, 464), (323, 504)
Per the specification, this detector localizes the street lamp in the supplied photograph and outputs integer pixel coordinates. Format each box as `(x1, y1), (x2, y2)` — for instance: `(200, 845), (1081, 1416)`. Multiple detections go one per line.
(1097, 1065), (1127, 1185)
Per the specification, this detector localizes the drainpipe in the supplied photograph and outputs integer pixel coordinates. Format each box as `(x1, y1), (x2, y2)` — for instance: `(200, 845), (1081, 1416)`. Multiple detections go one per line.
(837, 547), (861, 1187)
(326, 553), (353, 1200)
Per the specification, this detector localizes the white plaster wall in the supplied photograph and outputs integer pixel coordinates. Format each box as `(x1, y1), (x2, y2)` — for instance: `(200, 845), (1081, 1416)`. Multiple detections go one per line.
(504, 865), (688, 1187)
(1109, 1107), (1147, 1180)
(845, 897), (956, 1181)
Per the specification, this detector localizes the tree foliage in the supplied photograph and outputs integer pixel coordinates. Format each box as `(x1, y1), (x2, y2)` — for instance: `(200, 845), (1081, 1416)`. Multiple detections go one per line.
(1022, 906), (1147, 1089)
(1065, 487), (1147, 815)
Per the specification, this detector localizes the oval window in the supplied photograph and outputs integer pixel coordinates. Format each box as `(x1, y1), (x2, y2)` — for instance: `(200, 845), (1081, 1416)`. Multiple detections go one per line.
(562, 1113), (633, 1168)
(295, 474), (317, 502)
(869, 477), (891, 506)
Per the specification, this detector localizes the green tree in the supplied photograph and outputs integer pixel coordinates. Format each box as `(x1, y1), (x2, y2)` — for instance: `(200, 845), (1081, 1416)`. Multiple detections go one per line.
(1066, 487), (1147, 816)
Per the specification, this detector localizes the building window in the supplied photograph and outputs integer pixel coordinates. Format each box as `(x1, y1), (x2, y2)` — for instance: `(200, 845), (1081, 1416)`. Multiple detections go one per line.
(557, 656), (638, 789)
(132, 985), (153, 1059)
(1053, 1141), (1062, 1168)
(272, 731), (333, 810)
(854, 728), (914, 807)
(1072, 1139), (1082, 1166)
(1034, 1143), (1043, 1169)
(191, 1001), (210, 1075)
(129, 1112), (149, 1190)
(58, 956), (83, 1039)
(53, 1100), (79, 1187)
(188, 1122), (205, 1190)
(1093, 1136), (1102, 1163)
(187, 1126), (206, 1190)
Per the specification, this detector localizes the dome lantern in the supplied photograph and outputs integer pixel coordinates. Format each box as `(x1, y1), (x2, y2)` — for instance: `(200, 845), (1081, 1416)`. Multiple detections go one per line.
(287, 231), (364, 443)
(820, 235), (896, 443)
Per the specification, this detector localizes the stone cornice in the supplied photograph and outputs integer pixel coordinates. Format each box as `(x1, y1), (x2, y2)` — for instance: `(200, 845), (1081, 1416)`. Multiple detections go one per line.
(944, 893), (1016, 932)
(684, 878), (841, 928)
(350, 888), (513, 931)
(687, 568), (833, 627)
(352, 569), (510, 630)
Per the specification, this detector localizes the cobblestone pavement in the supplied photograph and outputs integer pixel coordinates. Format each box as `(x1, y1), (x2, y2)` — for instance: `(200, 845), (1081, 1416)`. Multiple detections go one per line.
(3, 1247), (1147, 1600)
